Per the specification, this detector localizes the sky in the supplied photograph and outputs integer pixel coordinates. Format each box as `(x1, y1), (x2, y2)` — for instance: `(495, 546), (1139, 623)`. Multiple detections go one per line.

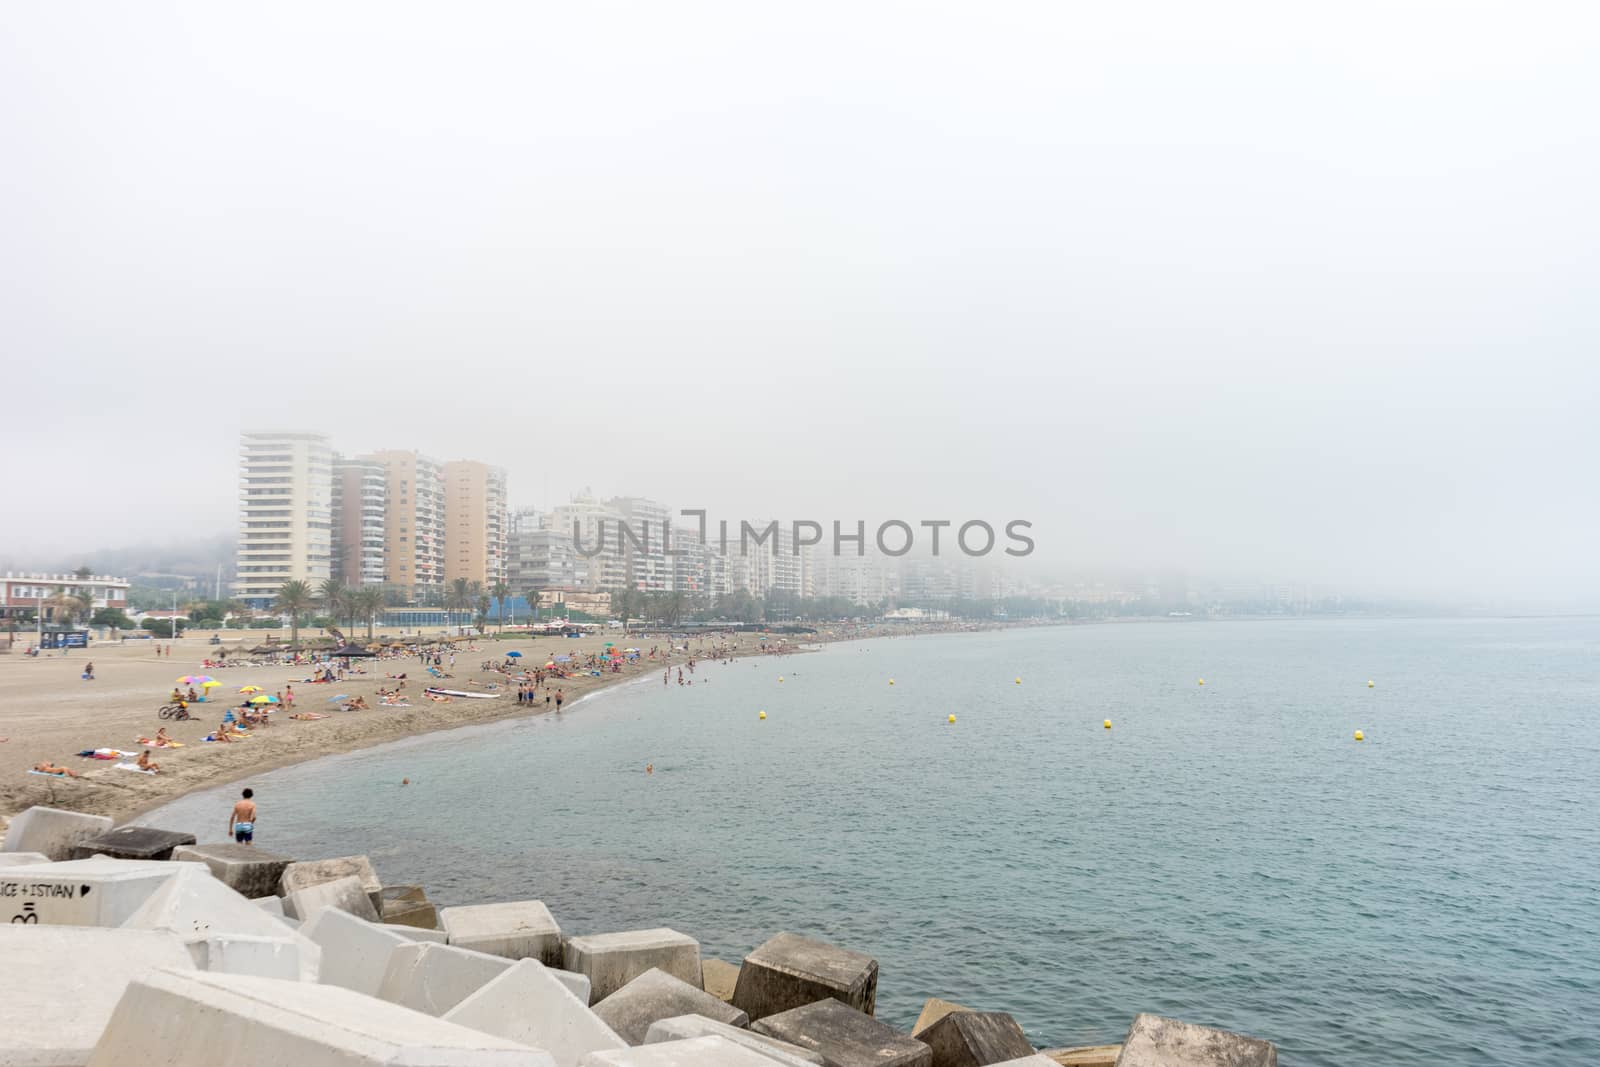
(3, 2), (1597, 605)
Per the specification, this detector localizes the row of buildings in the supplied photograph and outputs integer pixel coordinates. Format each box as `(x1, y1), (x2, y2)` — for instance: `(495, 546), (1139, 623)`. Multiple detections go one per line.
(234, 432), (506, 608)
(233, 432), (1015, 611)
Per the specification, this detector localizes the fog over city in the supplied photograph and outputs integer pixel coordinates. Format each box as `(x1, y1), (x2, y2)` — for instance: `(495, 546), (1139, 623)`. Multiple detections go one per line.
(3, 3), (1596, 606)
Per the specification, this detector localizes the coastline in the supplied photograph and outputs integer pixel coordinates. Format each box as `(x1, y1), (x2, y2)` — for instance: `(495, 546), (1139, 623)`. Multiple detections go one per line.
(2, 621), (1005, 831)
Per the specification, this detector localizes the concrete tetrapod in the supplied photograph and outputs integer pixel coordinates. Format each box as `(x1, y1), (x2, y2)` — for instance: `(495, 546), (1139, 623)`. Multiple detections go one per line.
(1, 806), (113, 861)
(0, 924), (196, 1066)
(86, 967), (557, 1067)
(70, 825), (196, 862)
(279, 855), (385, 915)
(593, 968), (750, 1045)
(444, 958), (629, 1067)
(1114, 1014), (1277, 1067)
(753, 998), (931, 1067)
(733, 931), (879, 1022)
(564, 927), (703, 1003)
(282, 873), (381, 922)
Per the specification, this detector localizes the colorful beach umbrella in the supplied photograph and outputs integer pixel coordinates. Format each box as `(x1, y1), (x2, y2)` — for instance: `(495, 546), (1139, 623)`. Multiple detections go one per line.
(176, 675), (213, 685)
(327, 694), (350, 702)
(248, 694), (279, 704)
(237, 686), (264, 694)
(201, 680), (221, 689)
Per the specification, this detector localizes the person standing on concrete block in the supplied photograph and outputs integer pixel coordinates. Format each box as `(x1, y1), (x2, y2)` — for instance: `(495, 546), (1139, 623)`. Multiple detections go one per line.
(230, 789), (257, 845)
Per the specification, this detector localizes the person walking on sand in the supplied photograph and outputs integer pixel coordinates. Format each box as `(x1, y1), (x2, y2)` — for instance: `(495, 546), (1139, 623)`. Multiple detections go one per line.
(230, 788), (257, 844)
(554, 689), (563, 711)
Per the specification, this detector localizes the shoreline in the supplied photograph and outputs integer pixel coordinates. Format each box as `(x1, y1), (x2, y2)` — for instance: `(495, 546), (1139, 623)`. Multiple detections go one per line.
(3, 622), (1008, 831)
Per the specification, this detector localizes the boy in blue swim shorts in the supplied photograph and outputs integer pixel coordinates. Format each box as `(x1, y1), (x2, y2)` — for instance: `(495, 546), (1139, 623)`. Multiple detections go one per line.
(230, 788), (257, 844)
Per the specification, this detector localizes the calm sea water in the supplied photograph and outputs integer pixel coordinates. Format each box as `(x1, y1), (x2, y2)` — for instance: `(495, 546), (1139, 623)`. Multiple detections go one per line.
(145, 618), (1600, 1065)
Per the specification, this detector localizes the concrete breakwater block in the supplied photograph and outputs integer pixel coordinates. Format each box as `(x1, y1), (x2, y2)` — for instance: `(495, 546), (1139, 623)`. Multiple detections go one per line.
(753, 998), (931, 1067)
(445, 959), (628, 1067)
(594, 968), (749, 1045)
(442, 898), (564, 964)
(579, 1035), (783, 1066)
(1038, 1047), (1120, 1066)
(701, 959), (740, 1003)
(87, 967), (557, 1066)
(646, 1013), (825, 1066)
(71, 825), (197, 862)
(386, 922), (449, 942)
(386, 897), (441, 929)
(0, 851), (50, 868)
(919, 1011), (1036, 1067)
(302, 904), (418, 996)
(733, 931), (879, 1022)
(381, 941), (593, 1015)
(912, 998), (972, 1036)
(565, 927), (703, 1003)
(279, 855), (384, 914)
(1114, 1014), (1276, 1066)
(2, 806), (114, 861)
(0, 924), (196, 1065)
(0, 855), (186, 927)
(255, 895), (286, 917)
(991, 1058), (1060, 1066)
(283, 873), (381, 922)
(174, 843), (292, 898)
(121, 865), (320, 981)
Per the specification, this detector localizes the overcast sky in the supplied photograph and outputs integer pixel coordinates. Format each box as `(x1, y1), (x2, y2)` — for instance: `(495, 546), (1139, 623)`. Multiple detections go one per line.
(3, 2), (1596, 604)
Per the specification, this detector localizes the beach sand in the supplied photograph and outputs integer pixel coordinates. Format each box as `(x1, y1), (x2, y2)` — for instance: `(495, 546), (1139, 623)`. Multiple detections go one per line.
(0, 628), (791, 830)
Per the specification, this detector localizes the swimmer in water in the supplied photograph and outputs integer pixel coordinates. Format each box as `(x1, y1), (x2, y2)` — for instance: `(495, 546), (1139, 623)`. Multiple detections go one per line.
(646, 763), (653, 775)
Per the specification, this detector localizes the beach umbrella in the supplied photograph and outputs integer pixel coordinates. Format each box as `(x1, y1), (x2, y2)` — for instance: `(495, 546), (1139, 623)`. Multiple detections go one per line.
(201, 680), (221, 689)
(237, 686), (264, 694)
(327, 694), (350, 702)
(554, 655), (571, 662)
(624, 648), (640, 653)
(544, 661), (556, 667)
(176, 675), (212, 685)
(248, 694), (279, 704)
(506, 650), (523, 658)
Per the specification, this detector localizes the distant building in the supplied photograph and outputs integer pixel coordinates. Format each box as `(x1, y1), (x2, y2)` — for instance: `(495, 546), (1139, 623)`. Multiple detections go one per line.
(506, 509), (583, 594)
(609, 497), (674, 592)
(1, 572), (130, 622)
(443, 460), (508, 590)
(233, 432), (334, 607)
(366, 450), (445, 602)
(331, 456), (387, 588)
(550, 495), (626, 591)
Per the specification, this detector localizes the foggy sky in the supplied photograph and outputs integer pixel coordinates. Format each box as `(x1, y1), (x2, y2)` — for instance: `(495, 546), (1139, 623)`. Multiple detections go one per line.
(3, 2), (1597, 605)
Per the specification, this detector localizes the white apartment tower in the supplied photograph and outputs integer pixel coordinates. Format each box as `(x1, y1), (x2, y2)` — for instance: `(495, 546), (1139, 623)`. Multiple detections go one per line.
(234, 431), (335, 607)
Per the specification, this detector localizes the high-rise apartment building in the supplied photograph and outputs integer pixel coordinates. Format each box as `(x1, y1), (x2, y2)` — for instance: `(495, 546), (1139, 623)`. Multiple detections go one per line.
(608, 497), (673, 592)
(331, 456), (387, 588)
(550, 495), (626, 591)
(366, 450), (445, 602)
(233, 432), (334, 607)
(506, 509), (584, 594)
(443, 461), (508, 590)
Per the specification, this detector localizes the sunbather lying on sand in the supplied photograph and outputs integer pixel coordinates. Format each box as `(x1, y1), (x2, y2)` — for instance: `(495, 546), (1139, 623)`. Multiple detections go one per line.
(289, 711), (329, 720)
(34, 762), (80, 777)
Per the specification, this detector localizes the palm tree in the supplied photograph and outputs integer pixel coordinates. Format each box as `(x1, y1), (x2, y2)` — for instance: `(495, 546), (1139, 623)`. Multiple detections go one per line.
(43, 588), (80, 626)
(446, 578), (473, 633)
(523, 587), (542, 627)
(354, 587), (386, 640)
(610, 588), (638, 634)
(474, 593), (491, 634)
(490, 581), (511, 633)
(318, 579), (347, 628)
(275, 580), (314, 647)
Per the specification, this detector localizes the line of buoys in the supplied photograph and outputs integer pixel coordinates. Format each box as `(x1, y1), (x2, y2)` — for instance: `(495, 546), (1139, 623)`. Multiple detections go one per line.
(759, 710), (766, 720)
(1103, 719), (1112, 729)
(1354, 730), (1364, 741)
(948, 714), (956, 724)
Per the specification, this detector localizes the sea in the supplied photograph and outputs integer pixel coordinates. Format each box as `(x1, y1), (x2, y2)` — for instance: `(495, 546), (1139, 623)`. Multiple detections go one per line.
(144, 617), (1600, 1065)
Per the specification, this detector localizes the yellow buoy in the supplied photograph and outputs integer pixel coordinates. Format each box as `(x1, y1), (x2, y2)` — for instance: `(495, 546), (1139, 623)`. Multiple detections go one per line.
(1014, 677), (1021, 685)
(1197, 678), (1205, 686)
(1103, 719), (1112, 729)
(889, 679), (895, 685)
(1354, 730), (1364, 741)
(778, 676), (784, 682)
(1367, 680), (1375, 688)
(948, 714), (956, 724)
(759, 710), (766, 720)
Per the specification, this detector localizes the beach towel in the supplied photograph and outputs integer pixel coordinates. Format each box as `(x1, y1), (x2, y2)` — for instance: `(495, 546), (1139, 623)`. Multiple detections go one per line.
(114, 762), (157, 775)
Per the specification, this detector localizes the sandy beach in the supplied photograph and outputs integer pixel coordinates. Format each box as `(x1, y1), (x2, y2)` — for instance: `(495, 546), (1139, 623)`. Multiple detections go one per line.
(0, 627), (806, 831)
